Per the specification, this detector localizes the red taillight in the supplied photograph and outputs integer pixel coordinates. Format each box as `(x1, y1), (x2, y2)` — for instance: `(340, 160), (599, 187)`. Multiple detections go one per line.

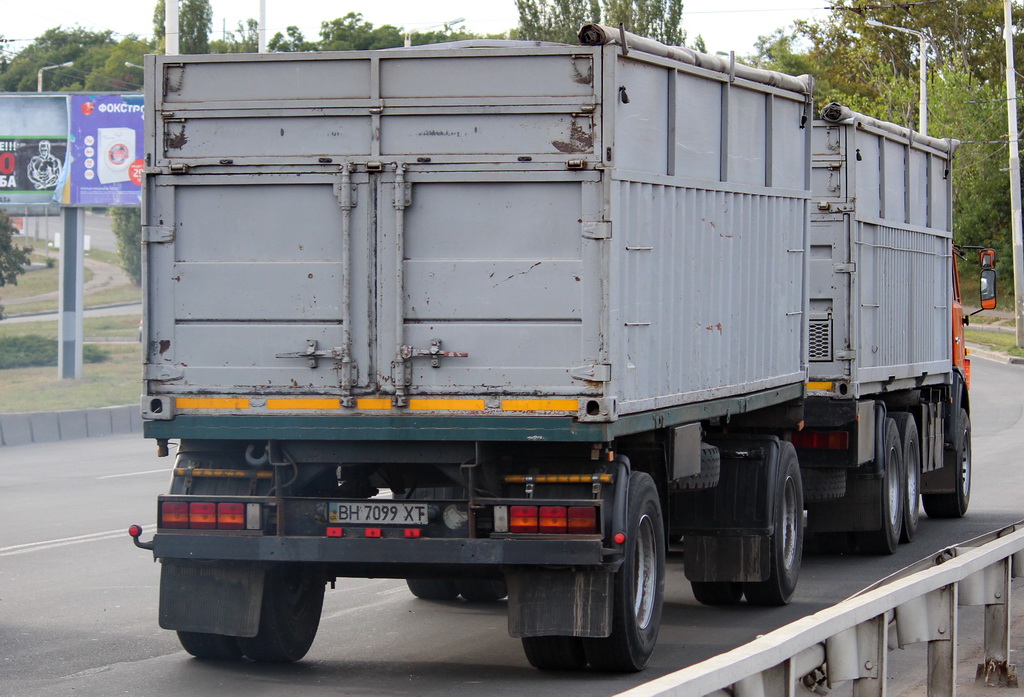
(539, 506), (567, 533)
(567, 506), (598, 534)
(189, 502), (217, 529)
(792, 430), (849, 450)
(217, 502), (245, 530)
(161, 501), (189, 529)
(509, 505), (538, 533)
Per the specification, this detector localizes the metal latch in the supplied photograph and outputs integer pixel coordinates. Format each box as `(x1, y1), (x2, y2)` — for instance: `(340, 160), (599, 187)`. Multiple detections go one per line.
(275, 339), (343, 369)
(400, 338), (468, 368)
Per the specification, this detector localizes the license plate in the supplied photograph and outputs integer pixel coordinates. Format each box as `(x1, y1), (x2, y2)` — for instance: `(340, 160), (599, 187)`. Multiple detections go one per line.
(328, 501), (429, 526)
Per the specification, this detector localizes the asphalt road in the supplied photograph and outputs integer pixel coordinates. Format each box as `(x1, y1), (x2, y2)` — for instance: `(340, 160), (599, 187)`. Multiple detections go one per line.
(0, 355), (1021, 697)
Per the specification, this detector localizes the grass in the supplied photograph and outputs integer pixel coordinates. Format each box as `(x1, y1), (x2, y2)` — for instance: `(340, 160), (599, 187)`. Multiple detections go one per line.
(0, 315), (142, 413)
(965, 329), (1024, 358)
(0, 249), (140, 317)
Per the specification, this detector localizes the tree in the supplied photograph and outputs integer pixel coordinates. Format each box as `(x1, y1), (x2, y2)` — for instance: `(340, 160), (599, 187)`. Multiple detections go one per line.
(0, 210), (32, 320)
(318, 13), (403, 51)
(110, 207), (142, 287)
(268, 26), (318, 52)
(0, 27), (114, 92)
(153, 0), (214, 54)
(514, 0), (685, 46)
(210, 19), (260, 54)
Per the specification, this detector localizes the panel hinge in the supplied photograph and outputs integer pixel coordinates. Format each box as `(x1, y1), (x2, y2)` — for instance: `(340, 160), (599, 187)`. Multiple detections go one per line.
(142, 225), (175, 244)
(833, 263), (856, 273)
(835, 349), (857, 361)
(570, 364), (612, 382)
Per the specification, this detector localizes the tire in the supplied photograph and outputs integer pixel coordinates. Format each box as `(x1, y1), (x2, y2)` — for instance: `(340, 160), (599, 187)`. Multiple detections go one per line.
(456, 579), (508, 602)
(521, 636), (588, 670)
(582, 472), (665, 672)
(743, 442), (803, 606)
(892, 412), (921, 543)
(854, 418), (903, 555)
(177, 631), (244, 660)
(800, 467), (846, 503)
(237, 565), (325, 663)
(406, 578), (459, 601)
(923, 408), (972, 519)
(673, 444), (721, 490)
(690, 581), (743, 606)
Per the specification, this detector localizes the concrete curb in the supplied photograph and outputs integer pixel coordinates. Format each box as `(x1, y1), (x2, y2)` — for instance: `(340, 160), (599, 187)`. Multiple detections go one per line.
(967, 344), (1024, 365)
(0, 404), (142, 447)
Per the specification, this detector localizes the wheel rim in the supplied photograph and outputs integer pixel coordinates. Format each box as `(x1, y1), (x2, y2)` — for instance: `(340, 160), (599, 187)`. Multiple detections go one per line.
(961, 426), (972, 498)
(886, 444), (901, 527)
(906, 449), (920, 517)
(632, 514), (657, 630)
(781, 476), (799, 570)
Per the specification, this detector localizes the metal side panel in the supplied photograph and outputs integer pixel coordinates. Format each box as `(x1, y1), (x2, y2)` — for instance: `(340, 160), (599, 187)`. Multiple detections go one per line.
(612, 181), (807, 413)
(806, 215), (852, 381)
(145, 173), (373, 394)
(376, 172), (604, 397)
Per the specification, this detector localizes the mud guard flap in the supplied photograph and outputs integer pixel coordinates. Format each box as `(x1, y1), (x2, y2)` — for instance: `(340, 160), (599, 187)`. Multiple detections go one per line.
(683, 535), (770, 582)
(672, 435), (781, 583)
(506, 568), (613, 638)
(159, 560), (264, 637)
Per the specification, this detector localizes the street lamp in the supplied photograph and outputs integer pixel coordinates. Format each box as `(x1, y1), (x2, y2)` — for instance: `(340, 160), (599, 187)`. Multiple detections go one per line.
(125, 61), (143, 70)
(37, 61), (73, 92)
(404, 18), (465, 48)
(865, 19), (929, 135)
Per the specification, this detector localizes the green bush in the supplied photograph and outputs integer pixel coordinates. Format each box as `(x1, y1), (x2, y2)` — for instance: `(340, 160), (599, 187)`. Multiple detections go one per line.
(0, 335), (108, 370)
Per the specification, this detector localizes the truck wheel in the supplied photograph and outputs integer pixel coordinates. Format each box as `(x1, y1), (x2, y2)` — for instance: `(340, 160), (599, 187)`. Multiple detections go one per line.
(690, 581), (743, 606)
(892, 412), (921, 542)
(237, 565), (325, 663)
(582, 472), (664, 672)
(176, 631), (243, 660)
(923, 408), (972, 519)
(521, 636), (588, 670)
(406, 578), (459, 601)
(456, 579), (508, 602)
(743, 442), (803, 606)
(854, 418), (903, 555)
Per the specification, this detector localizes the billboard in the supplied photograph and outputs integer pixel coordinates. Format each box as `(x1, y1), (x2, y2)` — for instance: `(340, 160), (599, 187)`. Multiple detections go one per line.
(0, 95), (69, 211)
(59, 94), (144, 207)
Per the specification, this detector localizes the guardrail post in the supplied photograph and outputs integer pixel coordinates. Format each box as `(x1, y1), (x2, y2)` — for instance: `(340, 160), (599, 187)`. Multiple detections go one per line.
(976, 558), (1017, 687)
(926, 584), (957, 697)
(824, 613), (887, 696)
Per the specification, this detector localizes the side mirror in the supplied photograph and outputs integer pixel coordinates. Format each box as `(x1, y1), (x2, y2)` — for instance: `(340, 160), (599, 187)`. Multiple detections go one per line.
(980, 268), (997, 310)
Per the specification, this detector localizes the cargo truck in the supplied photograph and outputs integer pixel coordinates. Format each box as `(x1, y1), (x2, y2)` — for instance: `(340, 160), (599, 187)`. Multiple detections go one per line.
(129, 26), (815, 671)
(798, 103), (996, 552)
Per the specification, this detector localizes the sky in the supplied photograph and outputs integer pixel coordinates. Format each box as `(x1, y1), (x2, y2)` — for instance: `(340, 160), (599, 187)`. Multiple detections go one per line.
(0, 1), (827, 57)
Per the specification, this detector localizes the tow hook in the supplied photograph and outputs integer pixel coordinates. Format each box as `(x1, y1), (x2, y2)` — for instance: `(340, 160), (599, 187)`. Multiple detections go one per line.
(128, 524), (154, 551)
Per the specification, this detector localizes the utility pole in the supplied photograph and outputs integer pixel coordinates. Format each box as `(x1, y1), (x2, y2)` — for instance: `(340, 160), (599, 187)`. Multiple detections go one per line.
(1005, 0), (1024, 347)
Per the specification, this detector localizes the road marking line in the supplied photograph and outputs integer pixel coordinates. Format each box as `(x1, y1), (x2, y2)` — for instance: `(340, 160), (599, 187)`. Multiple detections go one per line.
(0, 524), (157, 557)
(96, 469), (168, 480)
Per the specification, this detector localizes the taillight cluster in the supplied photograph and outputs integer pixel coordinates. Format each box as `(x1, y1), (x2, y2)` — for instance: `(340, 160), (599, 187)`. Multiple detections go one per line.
(791, 430), (850, 450)
(504, 505), (598, 534)
(161, 501), (256, 530)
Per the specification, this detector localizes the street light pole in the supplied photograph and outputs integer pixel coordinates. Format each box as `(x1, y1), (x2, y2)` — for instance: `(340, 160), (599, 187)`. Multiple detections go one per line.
(865, 19), (928, 135)
(37, 61), (73, 92)
(1004, 0), (1024, 348)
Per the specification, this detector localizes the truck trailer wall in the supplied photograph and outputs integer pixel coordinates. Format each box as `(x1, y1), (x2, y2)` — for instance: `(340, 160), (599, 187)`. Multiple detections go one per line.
(809, 118), (954, 396)
(143, 45), (811, 427)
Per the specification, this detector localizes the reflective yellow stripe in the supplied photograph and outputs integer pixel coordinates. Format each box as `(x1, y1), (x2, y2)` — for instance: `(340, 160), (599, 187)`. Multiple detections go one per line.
(266, 398), (341, 410)
(357, 398), (393, 410)
(501, 399), (578, 412)
(175, 397), (250, 410)
(807, 382), (834, 391)
(408, 399), (486, 411)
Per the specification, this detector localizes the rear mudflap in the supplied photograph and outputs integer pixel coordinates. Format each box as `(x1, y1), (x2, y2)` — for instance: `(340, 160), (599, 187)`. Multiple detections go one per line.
(159, 560), (264, 637)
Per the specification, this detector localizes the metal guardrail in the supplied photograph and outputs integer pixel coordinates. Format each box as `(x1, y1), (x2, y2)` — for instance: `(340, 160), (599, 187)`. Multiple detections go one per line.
(619, 523), (1024, 697)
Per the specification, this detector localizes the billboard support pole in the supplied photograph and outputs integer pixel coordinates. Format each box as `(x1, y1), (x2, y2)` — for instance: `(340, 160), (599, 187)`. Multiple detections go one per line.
(57, 207), (84, 379)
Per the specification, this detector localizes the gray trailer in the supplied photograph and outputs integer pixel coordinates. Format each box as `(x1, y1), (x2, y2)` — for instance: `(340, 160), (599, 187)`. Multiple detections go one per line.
(799, 104), (988, 554)
(132, 27), (814, 671)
